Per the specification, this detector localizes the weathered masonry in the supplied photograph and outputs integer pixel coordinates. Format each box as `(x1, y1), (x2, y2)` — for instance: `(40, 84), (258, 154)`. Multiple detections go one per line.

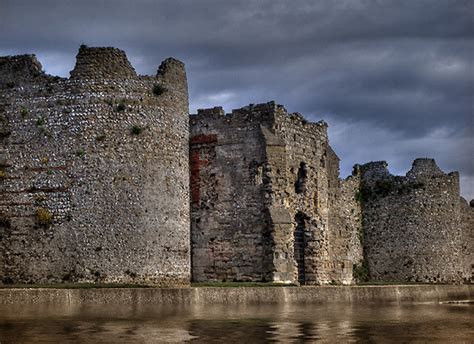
(356, 159), (473, 284)
(0, 46), (190, 286)
(190, 103), (473, 285)
(1, 47), (472, 287)
(189, 103), (362, 285)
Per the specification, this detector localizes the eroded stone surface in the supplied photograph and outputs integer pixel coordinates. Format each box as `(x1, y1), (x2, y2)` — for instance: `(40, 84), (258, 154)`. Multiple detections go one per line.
(189, 102), (361, 285)
(356, 159), (472, 284)
(189, 105), (472, 285)
(0, 46), (190, 286)
(1, 47), (472, 287)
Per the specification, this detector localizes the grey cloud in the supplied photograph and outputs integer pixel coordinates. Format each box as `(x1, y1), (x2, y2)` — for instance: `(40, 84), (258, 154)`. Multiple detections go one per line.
(0, 0), (472, 198)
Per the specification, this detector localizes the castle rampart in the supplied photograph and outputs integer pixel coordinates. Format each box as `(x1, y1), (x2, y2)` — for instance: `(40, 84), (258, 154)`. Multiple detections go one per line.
(0, 46), (190, 286)
(1, 48), (471, 287)
(357, 158), (466, 283)
(461, 198), (474, 281)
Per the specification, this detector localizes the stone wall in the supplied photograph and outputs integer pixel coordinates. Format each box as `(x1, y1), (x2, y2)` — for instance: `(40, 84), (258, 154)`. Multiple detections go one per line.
(190, 106), (471, 285)
(189, 105), (272, 282)
(1, 48), (470, 287)
(0, 46), (190, 286)
(190, 102), (359, 284)
(461, 198), (474, 282)
(269, 106), (352, 284)
(1, 285), (472, 305)
(341, 175), (364, 267)
(358, 159), (465, 283)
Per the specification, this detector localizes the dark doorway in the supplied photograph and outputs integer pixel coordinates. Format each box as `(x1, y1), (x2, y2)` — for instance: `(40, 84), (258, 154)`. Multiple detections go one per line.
(294, 212), (308, 284)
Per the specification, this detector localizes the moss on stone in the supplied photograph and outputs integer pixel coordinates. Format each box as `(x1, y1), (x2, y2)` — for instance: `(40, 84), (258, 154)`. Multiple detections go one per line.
(36, 117), (45, 126)
(152, 84), (166, 96)
(20, 106), (29, 117)
(131, 125), (143, 135)
(116, 102), (126, 112)
(36, 207), (53, 226)
(353, 258), (370, 283)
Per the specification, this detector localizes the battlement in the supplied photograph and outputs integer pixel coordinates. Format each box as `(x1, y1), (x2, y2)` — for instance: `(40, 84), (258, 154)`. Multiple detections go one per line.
(0, 46), (187, 92)
(0, 45), (190, 287)
(156, 57), (187, 88)
(196, 106), (225, 117)
(231, 101), (279, 115)
(192, 101), (279, 118)
(69, 45), (137, 80)
(358, 158), (458, 184)
(0, 54), (46, 88)
(357, 161), (390, 179)
(191, 102), (327, 134)
(406, 158), (447, 179)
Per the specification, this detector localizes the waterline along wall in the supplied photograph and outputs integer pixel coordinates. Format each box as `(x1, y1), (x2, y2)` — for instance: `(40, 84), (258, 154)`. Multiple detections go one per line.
(0, 46), (190, 286)
(0, 285), (472, 305)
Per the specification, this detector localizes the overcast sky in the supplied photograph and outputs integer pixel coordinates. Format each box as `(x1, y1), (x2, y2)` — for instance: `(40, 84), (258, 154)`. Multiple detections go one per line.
(1, 0), (472, 199)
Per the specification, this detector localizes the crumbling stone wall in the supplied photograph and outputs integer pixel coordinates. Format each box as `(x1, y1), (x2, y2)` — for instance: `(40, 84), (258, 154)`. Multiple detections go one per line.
(69, 46), (137, 80)
(0, 46), (190, 286)
(461, 199), (474, 282)
(190, 103), (470, 286)
(189, 106), (272, 282)
(2, 48), (470, 287)
(327, 151), (364, 283)
(340, 175), (364, 269)
(269, 106), (345, 284)
(358, 159), (465, 283)
(190, 102), (359, 284)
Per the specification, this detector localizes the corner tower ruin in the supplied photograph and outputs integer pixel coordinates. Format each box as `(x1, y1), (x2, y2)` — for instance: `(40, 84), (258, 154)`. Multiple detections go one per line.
(356, 159), (469, 283)
(0, 46), (190, 286)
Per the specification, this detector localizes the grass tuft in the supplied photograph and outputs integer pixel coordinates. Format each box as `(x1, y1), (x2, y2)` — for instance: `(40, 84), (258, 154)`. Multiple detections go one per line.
(36, 207), (53, 226)
(116, 102), (126, 112)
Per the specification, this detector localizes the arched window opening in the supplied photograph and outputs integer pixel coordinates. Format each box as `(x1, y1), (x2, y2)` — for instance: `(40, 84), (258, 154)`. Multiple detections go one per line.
(294, 162), (307, 194)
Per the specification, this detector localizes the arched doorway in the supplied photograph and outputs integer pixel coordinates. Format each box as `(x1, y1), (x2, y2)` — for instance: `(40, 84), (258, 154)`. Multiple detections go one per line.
(294, 212), (309, 284)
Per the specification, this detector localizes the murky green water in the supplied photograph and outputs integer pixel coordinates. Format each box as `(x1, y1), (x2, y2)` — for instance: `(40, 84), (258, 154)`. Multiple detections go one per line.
(0, 302), (472, 343)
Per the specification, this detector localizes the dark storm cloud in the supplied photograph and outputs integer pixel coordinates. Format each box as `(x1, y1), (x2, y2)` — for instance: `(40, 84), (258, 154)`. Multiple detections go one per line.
(1, 0), (472, 198)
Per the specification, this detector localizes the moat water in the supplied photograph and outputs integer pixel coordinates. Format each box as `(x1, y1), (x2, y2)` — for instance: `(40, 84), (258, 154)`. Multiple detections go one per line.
(0, 302), (472, 343)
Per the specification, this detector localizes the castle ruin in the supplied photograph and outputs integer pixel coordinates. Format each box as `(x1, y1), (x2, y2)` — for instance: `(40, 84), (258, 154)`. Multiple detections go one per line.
(189, 103), (360, 284)
(1, 46), (472, 286)
(0, 46), (190, 286)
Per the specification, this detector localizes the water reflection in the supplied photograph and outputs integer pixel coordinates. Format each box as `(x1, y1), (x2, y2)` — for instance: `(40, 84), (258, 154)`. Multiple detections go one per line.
(0, 302), (472, 343)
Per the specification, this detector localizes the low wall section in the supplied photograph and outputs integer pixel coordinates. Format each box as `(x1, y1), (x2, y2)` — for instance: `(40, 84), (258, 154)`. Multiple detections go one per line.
(0, 285), (472, 305)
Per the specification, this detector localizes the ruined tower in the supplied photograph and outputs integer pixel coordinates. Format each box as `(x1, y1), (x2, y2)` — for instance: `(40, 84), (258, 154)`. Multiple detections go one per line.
(0, 46), (190, 286)
(356, 159), (467, 283)
(189, 102), (360, 285)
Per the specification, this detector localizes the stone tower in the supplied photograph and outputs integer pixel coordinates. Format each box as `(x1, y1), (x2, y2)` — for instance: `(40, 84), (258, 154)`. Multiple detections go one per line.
(0, 46), (190, 286)
(357, 159), (465, 283)
(189, 102), (359, 285)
